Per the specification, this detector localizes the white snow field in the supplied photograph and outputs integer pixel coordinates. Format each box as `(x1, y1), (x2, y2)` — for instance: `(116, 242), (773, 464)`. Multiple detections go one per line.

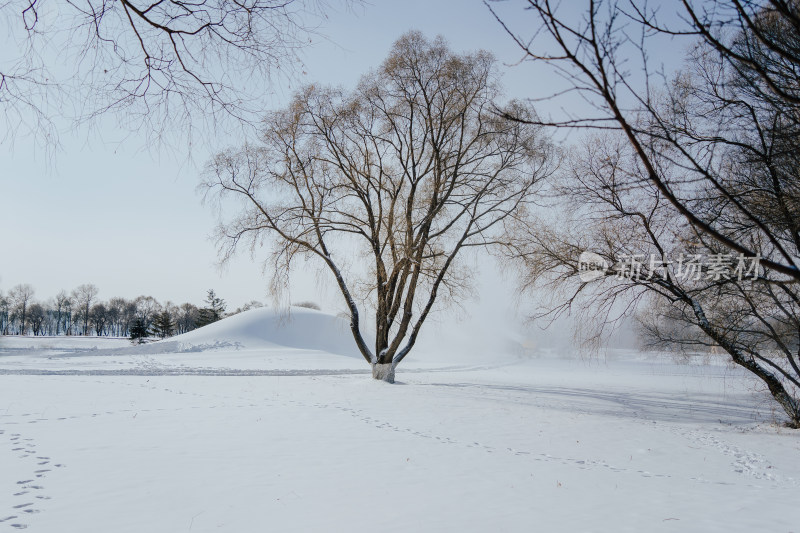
(0, 307), (797, 532)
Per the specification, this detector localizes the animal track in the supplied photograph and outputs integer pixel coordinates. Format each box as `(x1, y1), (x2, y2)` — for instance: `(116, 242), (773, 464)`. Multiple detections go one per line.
(296, 399), (675, 480)
(669, 427), (797, 486)
(2, 429), (58, 530)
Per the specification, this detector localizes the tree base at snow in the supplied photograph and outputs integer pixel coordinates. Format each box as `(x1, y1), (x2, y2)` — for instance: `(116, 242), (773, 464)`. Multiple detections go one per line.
(372, 363), (395, 383)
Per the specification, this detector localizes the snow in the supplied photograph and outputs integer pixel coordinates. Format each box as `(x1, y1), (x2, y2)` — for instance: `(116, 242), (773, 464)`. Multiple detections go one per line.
(0, 309), (797, 532)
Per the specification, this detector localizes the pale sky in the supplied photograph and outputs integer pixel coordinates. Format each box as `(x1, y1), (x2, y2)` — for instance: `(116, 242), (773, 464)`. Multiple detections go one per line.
(0, 0), (681, 346)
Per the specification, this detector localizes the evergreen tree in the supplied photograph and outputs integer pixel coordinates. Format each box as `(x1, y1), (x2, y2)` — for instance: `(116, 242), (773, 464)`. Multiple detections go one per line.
(129, 317), (150, 344)
(151, 311), (175, 339)
(196, 289), (226, 327)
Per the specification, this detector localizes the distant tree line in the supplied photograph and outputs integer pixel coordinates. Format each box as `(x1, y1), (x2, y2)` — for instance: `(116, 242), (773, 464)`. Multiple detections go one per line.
(0, 285), (259, 339)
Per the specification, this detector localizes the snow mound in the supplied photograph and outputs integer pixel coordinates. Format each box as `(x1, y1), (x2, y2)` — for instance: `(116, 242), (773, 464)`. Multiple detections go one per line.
(147, 306), (366, 358)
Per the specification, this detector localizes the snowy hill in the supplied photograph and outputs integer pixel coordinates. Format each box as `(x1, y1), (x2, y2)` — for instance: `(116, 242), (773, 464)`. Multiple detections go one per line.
(153, 306), (366, 358)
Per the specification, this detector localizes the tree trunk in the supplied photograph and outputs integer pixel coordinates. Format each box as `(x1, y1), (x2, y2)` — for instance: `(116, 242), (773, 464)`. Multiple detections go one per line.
(690, 301), (800, 428)
(372, 363), (396, 383)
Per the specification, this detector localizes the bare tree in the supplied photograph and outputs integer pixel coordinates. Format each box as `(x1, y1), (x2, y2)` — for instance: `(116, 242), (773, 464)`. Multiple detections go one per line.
(134, 294), (161, 331)
(54, 290), (71, 335)
(28, 302), (46, 335)
(90, 302), (109, 336)
(488, 0), (800, 281)
(72, 283), (99, 335)
(202, 32), (554, 381)
(176, 302), (200, 334)
(488, 1), (800, 425)
(0, 290), (9, 335)
(1, 0), (354, 144)
(9, 284), (35, 335)
(106, 297), (125, 337)
(122, 299), (138, 336)
(63, 297), (75, 335)
(505, 130), (800, 426)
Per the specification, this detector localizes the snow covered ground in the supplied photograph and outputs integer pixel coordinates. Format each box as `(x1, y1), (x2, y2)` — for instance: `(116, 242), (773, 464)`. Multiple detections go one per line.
(0, 308), (797, 532)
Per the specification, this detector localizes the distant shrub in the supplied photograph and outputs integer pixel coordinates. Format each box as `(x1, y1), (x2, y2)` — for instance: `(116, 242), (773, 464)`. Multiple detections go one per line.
(293, 301), (321, 311)
(230, 300), (264, 315)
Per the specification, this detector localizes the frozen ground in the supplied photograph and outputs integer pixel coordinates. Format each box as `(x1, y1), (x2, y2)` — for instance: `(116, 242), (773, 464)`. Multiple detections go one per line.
(0, 308), (797, 532)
